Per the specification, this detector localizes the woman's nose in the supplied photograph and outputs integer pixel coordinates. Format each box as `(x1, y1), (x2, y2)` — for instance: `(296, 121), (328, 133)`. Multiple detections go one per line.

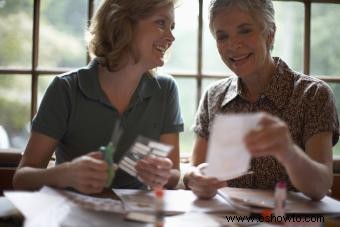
(166, 29), (175, 43)
(227, 36), (241, 50)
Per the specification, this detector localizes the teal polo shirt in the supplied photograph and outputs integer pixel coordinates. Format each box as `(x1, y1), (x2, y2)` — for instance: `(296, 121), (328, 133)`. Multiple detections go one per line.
(32, 59), (184, 188)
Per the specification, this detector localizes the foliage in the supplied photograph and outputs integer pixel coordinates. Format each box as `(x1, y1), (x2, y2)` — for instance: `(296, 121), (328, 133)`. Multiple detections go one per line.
(0, 97), (29, 136)
(0, 1), (339, 152)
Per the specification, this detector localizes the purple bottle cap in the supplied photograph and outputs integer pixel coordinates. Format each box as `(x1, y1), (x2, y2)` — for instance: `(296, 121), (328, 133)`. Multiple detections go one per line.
(276, 181), (286, 188)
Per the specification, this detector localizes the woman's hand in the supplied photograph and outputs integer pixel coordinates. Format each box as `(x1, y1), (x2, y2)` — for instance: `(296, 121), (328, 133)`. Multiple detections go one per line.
(245, 113), (295, 165)
(186, 163), (227, 199)
(60, 151), (108, 194)
(135, 156), (173, 188)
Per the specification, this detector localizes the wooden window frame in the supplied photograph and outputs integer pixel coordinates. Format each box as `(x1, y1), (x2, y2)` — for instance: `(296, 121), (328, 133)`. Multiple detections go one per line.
(0, 0), (339, 160)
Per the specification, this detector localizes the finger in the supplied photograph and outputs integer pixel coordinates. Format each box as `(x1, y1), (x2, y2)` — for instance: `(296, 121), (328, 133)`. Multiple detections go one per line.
(137, 169), (169, 186)
(87, 151), (103, 160)
(71, 169), (107, 188)
(246, 124), (287, 154)
(88, 158), (108, 171)
(190, 170), (220, 185)
(197, 163), (208, 173)
(136, 159), (172, 179)
(135, 159), (158, 175)
(190, 184), (218, 199)
(78, 183), (103, 194)
(144, 156), (173, 170)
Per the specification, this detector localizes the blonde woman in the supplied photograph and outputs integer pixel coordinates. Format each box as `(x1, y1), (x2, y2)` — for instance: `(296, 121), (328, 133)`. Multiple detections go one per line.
(14, 0), (183, 194)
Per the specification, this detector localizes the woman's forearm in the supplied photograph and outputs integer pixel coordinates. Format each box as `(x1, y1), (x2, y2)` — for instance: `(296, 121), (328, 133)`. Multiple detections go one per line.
(282, 145), (332, 200)
(13, 164), (68, 191)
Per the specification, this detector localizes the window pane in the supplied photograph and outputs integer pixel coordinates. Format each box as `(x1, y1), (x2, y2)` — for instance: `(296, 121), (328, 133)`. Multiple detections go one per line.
(202, 78), (220, 96)
(311, 4), (340, 76)
(327, 83), (340, 157)
(94, 0), (101, 9)
(0, 0), (33, 68)
(202, 0), (232, 75)
(162, 0), (198, 74)
(39, 0), (87, 68)
(272, 2), (304, 72)
(176, 78), (196, 153)
(0, 75), (31, 149)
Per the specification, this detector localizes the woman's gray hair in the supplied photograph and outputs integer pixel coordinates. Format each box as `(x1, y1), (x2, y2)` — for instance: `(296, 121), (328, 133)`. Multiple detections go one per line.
(209, 0), (276, 50)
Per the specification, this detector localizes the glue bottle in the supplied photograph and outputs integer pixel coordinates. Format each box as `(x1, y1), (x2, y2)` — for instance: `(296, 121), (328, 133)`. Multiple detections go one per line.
(274, 181), (287, 218)
(154, 187), (164, 227)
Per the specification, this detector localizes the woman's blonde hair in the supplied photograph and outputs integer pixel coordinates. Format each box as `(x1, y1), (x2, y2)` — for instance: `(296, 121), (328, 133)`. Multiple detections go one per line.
(87, 0), (177, 72)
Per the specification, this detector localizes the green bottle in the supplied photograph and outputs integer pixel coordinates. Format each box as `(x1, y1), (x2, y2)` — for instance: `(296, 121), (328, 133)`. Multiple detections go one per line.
(100, 142), (117, 188)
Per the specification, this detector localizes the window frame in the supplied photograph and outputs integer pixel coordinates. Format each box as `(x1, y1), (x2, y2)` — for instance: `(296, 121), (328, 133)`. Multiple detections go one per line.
(0, 0), (339, 158)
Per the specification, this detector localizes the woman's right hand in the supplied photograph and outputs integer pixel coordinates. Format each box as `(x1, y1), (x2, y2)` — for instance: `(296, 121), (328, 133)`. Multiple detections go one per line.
(60, 151), (108, 194)
(186, 163), (227, 199)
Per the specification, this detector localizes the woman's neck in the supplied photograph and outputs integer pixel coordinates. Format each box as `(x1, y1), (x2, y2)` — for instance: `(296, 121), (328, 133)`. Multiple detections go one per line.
(97, 63), (146, 114)
(241, 57), (276, 102)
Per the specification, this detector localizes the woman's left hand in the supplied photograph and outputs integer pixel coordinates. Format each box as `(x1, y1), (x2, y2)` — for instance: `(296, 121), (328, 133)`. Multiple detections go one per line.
(244, 112), (295, 164)
(135, 156), (173, 188)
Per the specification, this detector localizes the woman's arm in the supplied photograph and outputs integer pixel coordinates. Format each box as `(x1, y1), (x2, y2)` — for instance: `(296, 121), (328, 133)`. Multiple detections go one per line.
(245, 113), (333, 200)
(279, 132), (333, 200)
(184, 136), (226, 198)
(13, 131), (60, 190)
(191, 135), (208, 166)
(13, 131), (109, 194)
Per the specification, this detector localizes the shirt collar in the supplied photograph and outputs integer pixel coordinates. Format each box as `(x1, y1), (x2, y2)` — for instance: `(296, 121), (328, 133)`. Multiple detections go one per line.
(221, 57), (293, 110)
(221, 75), (239, 107)
(261, 57), (293, 110)
(78, 59), (103, 101)
(77, 59), (161, 104)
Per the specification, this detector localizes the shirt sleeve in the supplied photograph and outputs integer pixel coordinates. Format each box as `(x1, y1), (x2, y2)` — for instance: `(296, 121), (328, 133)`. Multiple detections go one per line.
(192, 88), (210, 139)
(303, 81), (340, 146)
(32, 76), (71, 140)
(161, 76), (184, 134)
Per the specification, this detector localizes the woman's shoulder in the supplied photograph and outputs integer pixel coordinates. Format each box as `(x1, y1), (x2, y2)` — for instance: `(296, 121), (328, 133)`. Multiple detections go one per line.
(51, 64), (95, 90)
(277, 58), (333, 98)
(291, 72), (333, 98)
(152, 72), (179, 92)
(204, 76), (235, 98)
(154, 72), (176, 83)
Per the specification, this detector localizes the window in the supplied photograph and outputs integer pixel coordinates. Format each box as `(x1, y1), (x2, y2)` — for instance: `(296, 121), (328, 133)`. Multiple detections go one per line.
(0, 0), (339, 158)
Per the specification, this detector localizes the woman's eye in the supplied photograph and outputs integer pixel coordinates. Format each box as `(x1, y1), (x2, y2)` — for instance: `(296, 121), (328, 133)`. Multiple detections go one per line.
(240, 29), (251, 34)
(216, 34), (228, 41)
(156, 19), (165, 27)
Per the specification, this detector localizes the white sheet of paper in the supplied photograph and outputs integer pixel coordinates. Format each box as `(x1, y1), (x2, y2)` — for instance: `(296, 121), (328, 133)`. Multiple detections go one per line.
(114, 189), (234, 214)
(203, 113), (262, 180)
(0, 196), (20, 218)
(4, 186), (124, 227)
(4, 187), (68, 220)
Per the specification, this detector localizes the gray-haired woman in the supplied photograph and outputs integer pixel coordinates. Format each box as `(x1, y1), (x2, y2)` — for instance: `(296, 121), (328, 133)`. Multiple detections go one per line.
(184, 0), (339, 201)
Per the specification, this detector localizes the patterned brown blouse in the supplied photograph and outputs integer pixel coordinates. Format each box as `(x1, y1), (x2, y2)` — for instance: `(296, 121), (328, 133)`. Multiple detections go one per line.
(193, 57), (339, 191)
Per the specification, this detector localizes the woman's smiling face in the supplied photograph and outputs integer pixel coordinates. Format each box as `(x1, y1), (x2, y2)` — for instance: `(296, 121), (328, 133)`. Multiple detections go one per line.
(132, 4), (175, 70)
(212, 6), (272, 78)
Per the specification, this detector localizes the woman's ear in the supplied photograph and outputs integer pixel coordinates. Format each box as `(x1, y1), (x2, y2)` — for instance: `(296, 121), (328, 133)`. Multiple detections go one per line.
(266, 23), (276, 51)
